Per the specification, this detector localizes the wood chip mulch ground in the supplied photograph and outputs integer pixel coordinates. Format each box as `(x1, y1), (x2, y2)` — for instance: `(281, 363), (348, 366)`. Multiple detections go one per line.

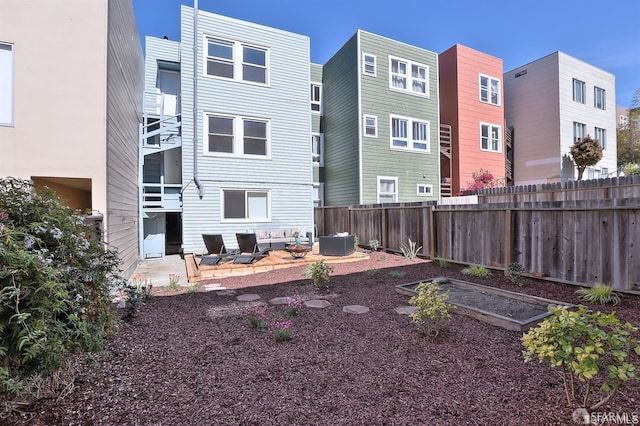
(8, 251), (640, 425)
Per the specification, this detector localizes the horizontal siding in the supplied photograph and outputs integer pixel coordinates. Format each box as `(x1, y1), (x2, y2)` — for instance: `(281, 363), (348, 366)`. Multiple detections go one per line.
(106, 0), (144, 277)
(322, 33), (360, 205)
(144, 37), (180, 116)
(180, 5), (313, 248)
(505, 54), (561, 184)
(557, 53), (617, 177)
(359, 31), (440, 203)
(453, 45), (505, 191)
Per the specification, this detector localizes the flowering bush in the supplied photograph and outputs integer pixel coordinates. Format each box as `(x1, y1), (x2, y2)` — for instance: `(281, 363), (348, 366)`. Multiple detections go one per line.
(285, 298), (302, 319)
(0, 178), (126, 398)
(465, 168), (504, 192)
(271, 321), (293, 342)
(247, 305), (268, 329)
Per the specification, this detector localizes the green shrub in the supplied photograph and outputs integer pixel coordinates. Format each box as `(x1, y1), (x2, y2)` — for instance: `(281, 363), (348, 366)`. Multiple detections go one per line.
(576, 284), (621, 305)
(123, 277), (153, 319)
(623, 163), (640, 176)
(461, 264), (491, 278)
(409, 281), (451, 338)
(388, 270), (407, 278)
(437, 259), (449, 268)
(304, 260), (333, 291)
(167, 273), (180, 291)
(522, 306), (640, 410)
(507, 262), (525, 286)
(365, 268), (379, 276)
(0, 178), (125, 398)
(368, 239), (380, 252)
(399, 238), (422, 259)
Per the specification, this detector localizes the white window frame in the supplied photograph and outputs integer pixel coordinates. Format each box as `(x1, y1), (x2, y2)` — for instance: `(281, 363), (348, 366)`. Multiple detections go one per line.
(416, 184), (433, 196)
(594, 86), (606, 110)
(362, 53), (376, 76)
(204, 36), (269, 85)
(204, 112), (270, 158)
(480, 123), (502, 153)
(573, 121), (586, 142)
(313, 182), (324, 207)
(221, 189), (271, 222)
(479, 74), (501, 106)
(363, 115), (378, 138)
(573, 78), (586, 104)
(595, 127), (607, 149)
(377, 176), (398, 203)
(389, 56), (429, 96)
(0, 42), (14, 126)
(390, 115), (430, 153)
(312, 133), (324, 166)
(600, 167), (609, 178)
(311, 83), (322, 113)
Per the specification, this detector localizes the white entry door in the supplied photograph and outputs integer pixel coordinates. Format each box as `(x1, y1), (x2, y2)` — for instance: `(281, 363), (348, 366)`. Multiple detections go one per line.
(143, 214), (165, 258)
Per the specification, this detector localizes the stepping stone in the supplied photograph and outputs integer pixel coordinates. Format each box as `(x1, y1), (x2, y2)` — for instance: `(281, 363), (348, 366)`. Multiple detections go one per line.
(202, 283), (225, 292)
(216, 290), (236, 296)
(395, 306), (417, 315)
(304, 299), (332, 309)
(269, 296), (296, 305)
(237, 293), (261, 302)
(343, 305), (370, 314)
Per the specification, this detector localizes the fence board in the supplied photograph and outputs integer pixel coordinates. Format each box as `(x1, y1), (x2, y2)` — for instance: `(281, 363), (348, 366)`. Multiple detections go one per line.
(314, 178), (640, 293)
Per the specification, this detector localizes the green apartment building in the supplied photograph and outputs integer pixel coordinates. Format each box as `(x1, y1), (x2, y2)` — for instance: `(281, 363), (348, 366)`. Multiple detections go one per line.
(321, 30), (440, 206)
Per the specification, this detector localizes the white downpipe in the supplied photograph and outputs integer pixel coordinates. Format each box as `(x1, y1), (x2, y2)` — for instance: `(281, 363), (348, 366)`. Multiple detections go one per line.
(193, 0), (204, 199)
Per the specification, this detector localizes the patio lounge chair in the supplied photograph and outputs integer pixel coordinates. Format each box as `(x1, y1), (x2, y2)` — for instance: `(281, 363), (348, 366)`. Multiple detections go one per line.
(234, 233), (272, 264)
(198, 234), (238, 266)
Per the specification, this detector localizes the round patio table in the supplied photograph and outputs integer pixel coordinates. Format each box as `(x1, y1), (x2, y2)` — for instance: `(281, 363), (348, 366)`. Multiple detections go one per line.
(285, 244), (309, 259)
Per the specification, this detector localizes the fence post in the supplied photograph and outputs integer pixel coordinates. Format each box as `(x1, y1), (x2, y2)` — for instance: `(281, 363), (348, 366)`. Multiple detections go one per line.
(429, 205), (435, 259)
(381, 207), (387, 249)
(504, 209), (512, 275)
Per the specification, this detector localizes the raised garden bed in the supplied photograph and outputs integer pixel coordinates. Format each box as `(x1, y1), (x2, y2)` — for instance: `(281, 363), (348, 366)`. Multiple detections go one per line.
(395, 277), (574, 331)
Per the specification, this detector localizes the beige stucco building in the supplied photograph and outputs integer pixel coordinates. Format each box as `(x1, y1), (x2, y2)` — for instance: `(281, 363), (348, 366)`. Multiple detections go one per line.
(0, 0), (144, 277)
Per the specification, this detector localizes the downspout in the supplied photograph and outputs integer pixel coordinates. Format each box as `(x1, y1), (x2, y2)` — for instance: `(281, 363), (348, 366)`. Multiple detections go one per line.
(193, 0), (204, 198)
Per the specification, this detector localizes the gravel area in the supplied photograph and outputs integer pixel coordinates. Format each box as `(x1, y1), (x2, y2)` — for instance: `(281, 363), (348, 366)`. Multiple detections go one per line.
(9, 251), (640, 425)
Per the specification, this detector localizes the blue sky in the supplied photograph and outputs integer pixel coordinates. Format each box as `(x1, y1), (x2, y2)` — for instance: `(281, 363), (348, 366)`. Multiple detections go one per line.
(132, 0), (640, 107)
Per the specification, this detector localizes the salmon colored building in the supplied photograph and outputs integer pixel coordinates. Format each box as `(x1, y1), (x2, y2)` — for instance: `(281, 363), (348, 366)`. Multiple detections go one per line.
(439, 44), (509, 196)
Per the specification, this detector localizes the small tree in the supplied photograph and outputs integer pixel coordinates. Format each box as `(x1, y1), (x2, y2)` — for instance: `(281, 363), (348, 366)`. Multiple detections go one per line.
(570, 135), (603, 180)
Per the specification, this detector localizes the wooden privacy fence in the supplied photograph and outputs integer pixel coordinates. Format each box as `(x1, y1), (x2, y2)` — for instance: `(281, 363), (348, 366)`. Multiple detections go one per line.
(315, 199), (640, 293)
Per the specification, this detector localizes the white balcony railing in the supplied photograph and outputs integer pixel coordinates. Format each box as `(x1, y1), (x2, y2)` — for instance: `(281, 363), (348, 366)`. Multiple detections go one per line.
(142, 183), (182, 210)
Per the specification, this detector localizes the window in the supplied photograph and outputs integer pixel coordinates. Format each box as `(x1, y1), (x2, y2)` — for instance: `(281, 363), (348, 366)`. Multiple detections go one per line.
(312, 133), (323, 165)
(378, 177), (397, 203)
(573, 79), (585, 103)
(573, 122), (586, 142)
(223, 189), (269, 221)
(311, 83), (322, 112)
(595, 127), (606, 149)
(0, 42), (13, 126)
(480, 123), (501, 152)
(416, 184), (433, 196)
(587, 168), (596, 180)
(391, 116), (430, 152)
(206, 113), (269, 157)
(479, 74), (500, 105)
(594, 87), (606, 110)
(243, 119), (267, 155)
(242, 45), (267, 83)
(364, 115), (378, 138)
(363, 53), (376, 76)
(206, 38), (234, 78)
(600, 167), (609, 178)
(313, 183), (324, 207)
(389, 56), (428, 96)
(206, 37), (268, 84)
